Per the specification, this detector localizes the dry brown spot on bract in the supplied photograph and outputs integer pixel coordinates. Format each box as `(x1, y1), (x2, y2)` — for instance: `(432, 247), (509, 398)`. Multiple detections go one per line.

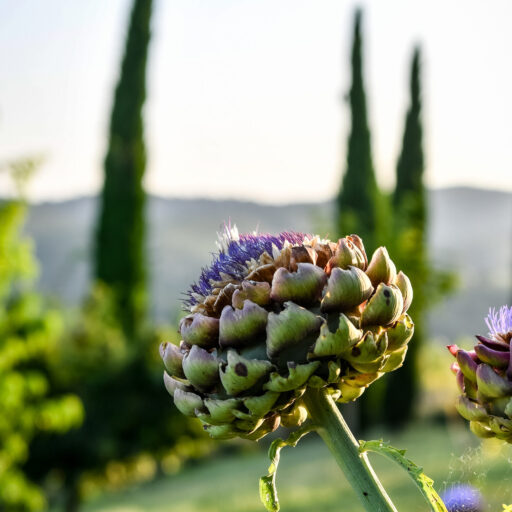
(235, 362), (248, 377)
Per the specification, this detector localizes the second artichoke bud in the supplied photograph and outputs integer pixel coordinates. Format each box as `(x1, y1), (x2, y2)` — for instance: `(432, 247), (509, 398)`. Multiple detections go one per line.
(449, 305), (512, 443)
(161, 229), (415, 441)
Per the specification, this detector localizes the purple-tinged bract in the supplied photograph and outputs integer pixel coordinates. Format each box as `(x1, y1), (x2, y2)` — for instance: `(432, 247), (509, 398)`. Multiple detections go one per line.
(448, 304), (512, 443)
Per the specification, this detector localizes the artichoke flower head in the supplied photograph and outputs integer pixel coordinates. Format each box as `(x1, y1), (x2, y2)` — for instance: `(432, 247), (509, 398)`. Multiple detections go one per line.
(449, 305), (512, 442)
(161, 226), (414, 440)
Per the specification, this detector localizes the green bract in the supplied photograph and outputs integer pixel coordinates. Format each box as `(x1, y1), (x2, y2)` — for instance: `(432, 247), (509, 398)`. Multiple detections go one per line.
(161, 231), (415, 440)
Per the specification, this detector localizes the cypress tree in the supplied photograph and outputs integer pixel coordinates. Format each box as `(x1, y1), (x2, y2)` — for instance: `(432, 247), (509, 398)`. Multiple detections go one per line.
(337, 9), (386, 430)
(336, 9), (379, 251)
(383, 46), (427, 427)
(95, 0), (153, 338)
(392, 47), (425, 226)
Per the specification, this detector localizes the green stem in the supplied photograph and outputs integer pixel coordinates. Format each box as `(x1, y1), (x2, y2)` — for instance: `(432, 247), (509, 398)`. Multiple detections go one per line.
(303, 388), (397, 512)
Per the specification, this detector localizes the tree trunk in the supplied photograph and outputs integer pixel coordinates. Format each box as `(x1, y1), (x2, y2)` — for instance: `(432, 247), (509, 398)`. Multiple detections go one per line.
(64, 483), (80, 512)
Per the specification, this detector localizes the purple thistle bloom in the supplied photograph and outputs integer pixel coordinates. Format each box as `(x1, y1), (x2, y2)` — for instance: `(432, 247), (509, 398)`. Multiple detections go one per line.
(486, 305), (512, 339)
(441, 484), (484, 512)
(185, 226), (308, 307)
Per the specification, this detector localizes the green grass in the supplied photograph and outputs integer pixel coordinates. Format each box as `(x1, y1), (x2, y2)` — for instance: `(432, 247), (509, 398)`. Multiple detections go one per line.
(80, 422), (512, 512)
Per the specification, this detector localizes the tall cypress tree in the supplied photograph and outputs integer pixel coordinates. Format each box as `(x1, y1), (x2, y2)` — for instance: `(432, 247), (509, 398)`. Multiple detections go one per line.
(393, 47), (425, 226)
(383, 46), (427, 427)
(337, 9), (385, 430)
(95, 0), (153, 338)
(336, 9), (379, 251)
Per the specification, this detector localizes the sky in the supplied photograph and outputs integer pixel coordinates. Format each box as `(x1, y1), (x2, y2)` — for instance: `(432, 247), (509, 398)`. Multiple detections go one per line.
(0, 0), (511, 204)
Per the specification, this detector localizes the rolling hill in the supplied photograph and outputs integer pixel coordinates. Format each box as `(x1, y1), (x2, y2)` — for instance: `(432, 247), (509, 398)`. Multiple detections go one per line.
(24, 187), (511, 340)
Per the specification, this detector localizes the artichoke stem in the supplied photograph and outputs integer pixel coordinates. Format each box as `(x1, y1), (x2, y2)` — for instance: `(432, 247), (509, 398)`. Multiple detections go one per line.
(303, 388), (397, 512)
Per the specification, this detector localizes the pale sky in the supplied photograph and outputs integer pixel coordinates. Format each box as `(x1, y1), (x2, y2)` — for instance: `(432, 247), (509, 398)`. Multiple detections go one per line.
(0, 0), (511, 204)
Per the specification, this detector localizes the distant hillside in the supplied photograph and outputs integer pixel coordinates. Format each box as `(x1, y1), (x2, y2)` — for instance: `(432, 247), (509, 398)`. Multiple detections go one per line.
(24, 187), (511, 340)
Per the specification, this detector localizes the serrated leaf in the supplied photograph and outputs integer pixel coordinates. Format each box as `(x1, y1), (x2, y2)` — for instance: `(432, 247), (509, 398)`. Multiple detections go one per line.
(358, 439), (448, 512)
(259, 423), (315, 512)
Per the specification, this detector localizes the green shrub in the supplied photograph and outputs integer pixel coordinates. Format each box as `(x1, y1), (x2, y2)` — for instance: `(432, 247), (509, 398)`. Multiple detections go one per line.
(0, 198), (83, 511)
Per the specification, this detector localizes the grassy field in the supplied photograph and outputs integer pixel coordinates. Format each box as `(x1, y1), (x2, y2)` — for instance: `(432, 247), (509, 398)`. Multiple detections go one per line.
(80, 422), (512, 512)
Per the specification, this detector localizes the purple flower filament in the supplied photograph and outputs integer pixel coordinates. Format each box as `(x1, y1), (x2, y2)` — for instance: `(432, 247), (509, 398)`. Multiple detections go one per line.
(486, 305), (512, 338)
(186, 230), (308, 307)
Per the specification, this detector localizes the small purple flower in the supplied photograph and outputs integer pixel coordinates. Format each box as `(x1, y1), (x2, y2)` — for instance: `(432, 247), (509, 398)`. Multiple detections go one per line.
(486, 305), (512, 340)
(441, 484), (484, 512)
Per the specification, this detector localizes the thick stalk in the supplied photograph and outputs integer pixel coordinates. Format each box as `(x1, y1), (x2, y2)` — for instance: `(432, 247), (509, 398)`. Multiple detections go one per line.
(303, 387), (397, 512)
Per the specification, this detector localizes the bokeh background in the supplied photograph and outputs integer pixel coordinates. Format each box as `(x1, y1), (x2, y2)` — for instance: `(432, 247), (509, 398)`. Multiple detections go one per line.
(1, 1), (511, 511)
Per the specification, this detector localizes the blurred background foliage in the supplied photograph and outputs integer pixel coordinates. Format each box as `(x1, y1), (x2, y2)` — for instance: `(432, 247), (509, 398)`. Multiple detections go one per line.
(0, 161), (83, 511)
(0, 0), (510, 511)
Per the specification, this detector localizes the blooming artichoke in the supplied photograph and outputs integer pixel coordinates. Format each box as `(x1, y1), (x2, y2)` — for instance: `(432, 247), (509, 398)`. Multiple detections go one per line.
(448, 305), (512, 442)
(160, 227), (414, 441)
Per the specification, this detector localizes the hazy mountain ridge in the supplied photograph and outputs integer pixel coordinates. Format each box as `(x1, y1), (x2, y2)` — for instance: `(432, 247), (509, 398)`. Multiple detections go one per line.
(24, 187), (512, 339)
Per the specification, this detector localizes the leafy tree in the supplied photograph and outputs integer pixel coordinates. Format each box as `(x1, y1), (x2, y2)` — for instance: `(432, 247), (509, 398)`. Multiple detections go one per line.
(27, 294), (199, 512)
(95, 0), (152, 338)
(0, 161), (83, 511)
(336, 9), (380, 251)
